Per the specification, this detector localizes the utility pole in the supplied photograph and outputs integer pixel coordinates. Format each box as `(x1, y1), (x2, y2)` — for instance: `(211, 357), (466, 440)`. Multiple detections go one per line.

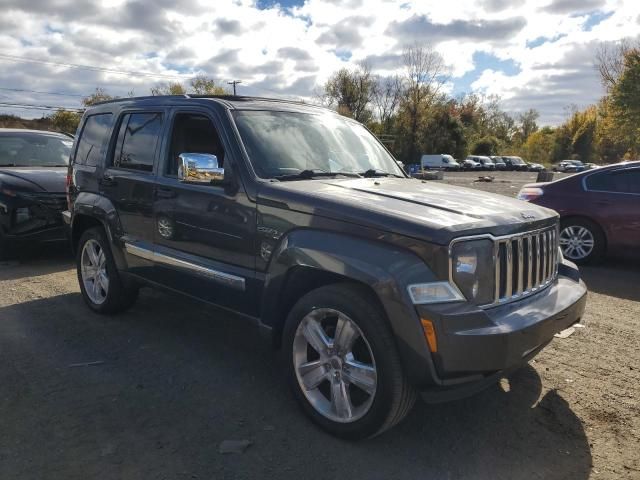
(227, 80), (242, 95)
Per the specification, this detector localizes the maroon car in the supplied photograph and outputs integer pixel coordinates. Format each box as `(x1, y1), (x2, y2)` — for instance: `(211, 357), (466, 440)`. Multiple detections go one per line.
(518, 161), (640, 264)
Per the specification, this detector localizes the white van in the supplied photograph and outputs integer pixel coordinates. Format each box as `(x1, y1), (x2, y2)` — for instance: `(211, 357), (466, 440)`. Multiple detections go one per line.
(420, 154), (460, 170)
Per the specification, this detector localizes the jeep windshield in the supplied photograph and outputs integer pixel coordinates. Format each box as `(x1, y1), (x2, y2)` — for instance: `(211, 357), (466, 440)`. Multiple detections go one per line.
(232, 110), (405, 180)
(0, 133), (72, 167)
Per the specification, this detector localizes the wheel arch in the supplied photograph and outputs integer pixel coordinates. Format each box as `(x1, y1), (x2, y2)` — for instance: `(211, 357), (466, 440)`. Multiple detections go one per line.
(71, 192), (127, 270)
(260, 229), (441, 386)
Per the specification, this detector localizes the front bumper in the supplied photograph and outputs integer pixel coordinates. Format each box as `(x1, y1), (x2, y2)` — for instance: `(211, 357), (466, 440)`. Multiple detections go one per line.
(416, 267), (587, 401)
(0, 196), (67, 245)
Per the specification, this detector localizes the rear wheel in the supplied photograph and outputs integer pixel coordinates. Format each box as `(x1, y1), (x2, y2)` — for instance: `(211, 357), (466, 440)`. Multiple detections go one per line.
(559, 218), (605, 265)
(283, 284), (416, 440)
(77, 227), (138, 313)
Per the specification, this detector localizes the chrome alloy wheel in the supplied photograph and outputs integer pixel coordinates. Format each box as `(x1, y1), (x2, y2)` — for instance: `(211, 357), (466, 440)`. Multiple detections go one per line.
(293, 308), (377, 423)
(559, 225), (595, 260)
(81, 239), (109, 304)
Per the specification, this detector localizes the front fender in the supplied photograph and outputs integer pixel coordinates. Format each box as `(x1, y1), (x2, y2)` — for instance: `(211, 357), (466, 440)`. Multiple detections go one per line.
(262, 229), (442, 386)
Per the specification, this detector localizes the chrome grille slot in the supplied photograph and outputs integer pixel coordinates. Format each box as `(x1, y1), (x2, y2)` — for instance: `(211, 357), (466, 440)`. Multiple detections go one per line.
(493, 226), (559, 306)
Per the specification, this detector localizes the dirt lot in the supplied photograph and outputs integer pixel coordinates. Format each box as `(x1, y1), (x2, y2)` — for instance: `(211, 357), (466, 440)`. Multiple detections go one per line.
(1, 172), (639, 480)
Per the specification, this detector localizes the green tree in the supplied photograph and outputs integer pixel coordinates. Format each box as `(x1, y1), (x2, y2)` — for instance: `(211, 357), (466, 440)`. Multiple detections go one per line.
(515, 108), (539, 145)
(523, 127), (555, 164)
(609, 48), (640, 156)
(322, 65), (374, 123)
(150, 81), (186, 96)
(189, 75), (229, 95)
(83, 88), (115, 106)
(49, 109), (81, 134)
(571, 106), (597, 161)
(471, 136), (499, 156)
(421, 102), (467, 159)
(151, 76), (230, 96)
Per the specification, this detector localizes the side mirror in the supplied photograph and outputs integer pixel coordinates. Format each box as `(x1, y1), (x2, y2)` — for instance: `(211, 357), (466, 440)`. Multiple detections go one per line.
(178, 153), (224, 184)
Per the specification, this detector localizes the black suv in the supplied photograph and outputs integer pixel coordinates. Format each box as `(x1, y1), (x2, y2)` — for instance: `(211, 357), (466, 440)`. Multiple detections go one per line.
(65, 96), (587, 439)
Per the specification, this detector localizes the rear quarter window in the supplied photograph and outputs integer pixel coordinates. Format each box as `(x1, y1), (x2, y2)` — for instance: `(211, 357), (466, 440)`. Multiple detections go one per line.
(74, 113), (113, 167)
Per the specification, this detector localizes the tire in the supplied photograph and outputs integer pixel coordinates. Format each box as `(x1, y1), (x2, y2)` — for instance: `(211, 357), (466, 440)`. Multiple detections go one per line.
(76, 226), (138, 314)
(559, 218), (605, 265)
(283, 283), (416, 440)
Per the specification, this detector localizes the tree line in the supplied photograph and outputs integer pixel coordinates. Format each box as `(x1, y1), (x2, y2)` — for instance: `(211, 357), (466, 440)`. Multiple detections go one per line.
(320, 42), (640, 166)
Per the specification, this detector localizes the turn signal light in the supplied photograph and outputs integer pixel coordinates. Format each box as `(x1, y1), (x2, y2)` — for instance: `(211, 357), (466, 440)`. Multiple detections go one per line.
(420, 318), (438, 353)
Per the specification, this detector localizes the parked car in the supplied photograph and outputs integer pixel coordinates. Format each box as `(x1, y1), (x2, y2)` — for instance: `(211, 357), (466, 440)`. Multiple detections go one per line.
(420, 154), (460, 170)
(0, 128), (72, 259)
(490, 156), (507, 170)
(518, 161), (640, 264)
(461, 158), (482, 170)
(65, 96), (587, 439)
(502, 156), (529, 171)
(527, 162), (546, 172)
(583, 163), (600, 170)
(466, 155), (495, 170)
(553, 160), (586, 173)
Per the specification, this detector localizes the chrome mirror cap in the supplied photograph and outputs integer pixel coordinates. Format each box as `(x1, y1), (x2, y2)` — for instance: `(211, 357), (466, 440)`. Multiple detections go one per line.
(178, 153), (224, 184)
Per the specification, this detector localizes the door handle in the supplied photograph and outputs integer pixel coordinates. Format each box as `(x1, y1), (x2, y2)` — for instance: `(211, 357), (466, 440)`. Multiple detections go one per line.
(99, 174), (117, 186)
(156, 188), (177, 199)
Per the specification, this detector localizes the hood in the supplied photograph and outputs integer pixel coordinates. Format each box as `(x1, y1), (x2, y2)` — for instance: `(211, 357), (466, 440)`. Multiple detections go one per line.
(258, 177), (558, 245)
(0, 167), (68, 193)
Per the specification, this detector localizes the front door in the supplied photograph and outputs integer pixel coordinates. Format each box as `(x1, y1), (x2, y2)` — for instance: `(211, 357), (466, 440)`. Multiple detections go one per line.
(151, 109), (258, 316)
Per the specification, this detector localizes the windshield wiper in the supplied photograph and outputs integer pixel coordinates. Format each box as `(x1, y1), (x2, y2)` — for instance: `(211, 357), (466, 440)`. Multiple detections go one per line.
(0, 163), (16, 167)
(360, 169), (403, 178)
(273, 169), (361, 181)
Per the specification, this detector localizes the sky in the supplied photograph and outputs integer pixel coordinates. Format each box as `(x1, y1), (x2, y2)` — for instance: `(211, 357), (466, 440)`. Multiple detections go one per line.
(1, 0), (639, 125)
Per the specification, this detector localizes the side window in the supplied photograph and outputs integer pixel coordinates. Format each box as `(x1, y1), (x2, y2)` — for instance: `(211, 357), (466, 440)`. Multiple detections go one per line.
(74, 113), (113, 166)
(586, 169), (640, 194)
(165, 113), (225, 177)
(113, 112), (163, 172)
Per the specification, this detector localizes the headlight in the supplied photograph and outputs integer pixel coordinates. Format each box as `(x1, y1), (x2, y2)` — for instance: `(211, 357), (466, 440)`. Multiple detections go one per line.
(407, 281), (465, 304)
(451, 239), (495, 305)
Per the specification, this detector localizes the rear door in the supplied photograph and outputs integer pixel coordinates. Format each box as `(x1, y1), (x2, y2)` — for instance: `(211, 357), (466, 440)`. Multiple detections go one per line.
(584, 167), (640, 250)
(100, 110), (166, 276)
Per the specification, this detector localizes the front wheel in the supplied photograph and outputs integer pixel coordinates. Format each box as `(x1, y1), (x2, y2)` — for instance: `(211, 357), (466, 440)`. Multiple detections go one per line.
(559, 218), (605, 265)
(77, 227), (138, 313)
(283, 284), (416, 440)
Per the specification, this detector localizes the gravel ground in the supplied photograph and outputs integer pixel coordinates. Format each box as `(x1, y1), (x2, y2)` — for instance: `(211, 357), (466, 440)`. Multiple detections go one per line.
(0, 172), (638, 480)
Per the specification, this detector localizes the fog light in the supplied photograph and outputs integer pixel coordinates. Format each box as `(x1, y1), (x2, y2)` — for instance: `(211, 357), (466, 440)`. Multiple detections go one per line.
(15, 207), (31, 224)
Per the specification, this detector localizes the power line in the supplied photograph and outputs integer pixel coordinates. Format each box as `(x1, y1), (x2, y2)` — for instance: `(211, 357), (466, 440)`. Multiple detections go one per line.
(0, 86), (85, 98)
(0, 53), (194, 81)
(0, 101), (83, 112)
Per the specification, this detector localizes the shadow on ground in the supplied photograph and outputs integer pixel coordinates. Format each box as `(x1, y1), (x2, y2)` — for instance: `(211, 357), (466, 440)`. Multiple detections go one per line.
(0, 289), (592, 480)
(580, 257), (640, 302)
(0, 246), (73, 281)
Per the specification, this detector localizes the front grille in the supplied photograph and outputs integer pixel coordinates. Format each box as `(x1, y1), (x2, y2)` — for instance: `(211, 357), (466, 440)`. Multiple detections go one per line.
(493, 226), (559, 305)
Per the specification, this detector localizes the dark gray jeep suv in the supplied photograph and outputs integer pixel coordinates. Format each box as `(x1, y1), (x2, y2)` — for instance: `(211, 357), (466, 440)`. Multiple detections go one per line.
(65, 95), (587, 439)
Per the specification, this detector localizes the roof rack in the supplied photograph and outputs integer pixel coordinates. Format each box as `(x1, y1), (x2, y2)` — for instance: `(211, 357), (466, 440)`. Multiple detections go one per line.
(89, 94), (330, 112)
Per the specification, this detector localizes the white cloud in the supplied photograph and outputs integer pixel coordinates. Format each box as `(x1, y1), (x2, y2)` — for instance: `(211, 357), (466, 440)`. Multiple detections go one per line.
(0, 0), (638, 124)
